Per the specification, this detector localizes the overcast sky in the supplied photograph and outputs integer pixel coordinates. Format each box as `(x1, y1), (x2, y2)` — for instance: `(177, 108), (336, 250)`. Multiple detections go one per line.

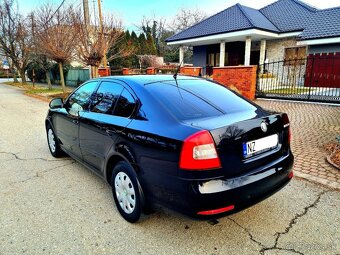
(16, 0), (340, 30)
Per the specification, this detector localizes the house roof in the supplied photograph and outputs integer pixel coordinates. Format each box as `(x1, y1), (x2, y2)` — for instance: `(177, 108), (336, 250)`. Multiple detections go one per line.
(259, 0), (317, 32)
(166, 0), (340, 43)
(166, 4), (279, 43)
(298, 7), (340, 40)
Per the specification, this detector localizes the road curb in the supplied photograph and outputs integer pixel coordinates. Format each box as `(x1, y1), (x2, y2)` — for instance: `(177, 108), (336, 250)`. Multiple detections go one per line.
(24, 92), (51, 102)
(294, 170), (340, 190)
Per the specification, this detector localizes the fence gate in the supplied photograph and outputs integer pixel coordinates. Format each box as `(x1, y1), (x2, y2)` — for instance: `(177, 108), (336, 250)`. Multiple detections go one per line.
(256, 54), (340, 104)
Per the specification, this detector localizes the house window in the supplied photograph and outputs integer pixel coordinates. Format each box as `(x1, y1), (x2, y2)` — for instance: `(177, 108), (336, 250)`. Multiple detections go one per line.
(284, 47), (306, 65)
(208, 52), (221, 67)
(208, 53), (215, 66)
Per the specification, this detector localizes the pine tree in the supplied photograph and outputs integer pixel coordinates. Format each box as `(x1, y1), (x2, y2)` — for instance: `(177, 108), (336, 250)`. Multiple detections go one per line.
(146, 33), (157, 55)
(138, 33), (147, 54)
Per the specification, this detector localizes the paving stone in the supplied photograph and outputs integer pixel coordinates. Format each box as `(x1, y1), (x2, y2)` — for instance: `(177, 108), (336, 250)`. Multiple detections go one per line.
(256, 99), (340, 188)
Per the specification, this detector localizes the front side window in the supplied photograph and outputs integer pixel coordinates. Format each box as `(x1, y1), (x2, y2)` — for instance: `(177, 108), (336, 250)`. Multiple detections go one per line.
(67, 81), (98, 116)
(114, 89), (136, 118)
(91, 82), (124, 114)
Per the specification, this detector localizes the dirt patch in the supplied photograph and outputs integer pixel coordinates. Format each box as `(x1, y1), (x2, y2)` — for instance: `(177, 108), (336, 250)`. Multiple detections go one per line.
(324, 143), (340, 170)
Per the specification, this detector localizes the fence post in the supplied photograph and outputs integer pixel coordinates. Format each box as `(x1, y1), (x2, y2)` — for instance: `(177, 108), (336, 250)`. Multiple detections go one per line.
(307, 56), (314, 100)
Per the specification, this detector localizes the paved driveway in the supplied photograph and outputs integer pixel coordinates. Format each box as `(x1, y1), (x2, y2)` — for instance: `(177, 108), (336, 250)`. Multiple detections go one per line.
(256, 99), (340, 189)
(0, 84), (339, 255)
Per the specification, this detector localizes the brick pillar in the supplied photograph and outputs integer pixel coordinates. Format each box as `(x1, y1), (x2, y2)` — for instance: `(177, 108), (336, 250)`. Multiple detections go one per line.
(122, 68), (129, 75)
(146, 67), (157, 75)
(212, 66), (257, 100)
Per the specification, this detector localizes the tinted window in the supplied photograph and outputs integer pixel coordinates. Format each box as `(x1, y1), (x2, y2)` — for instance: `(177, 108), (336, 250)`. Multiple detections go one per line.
(180, 80), (256, 114)
(67, 81), (98, 115)
(91, 82), (123, 114)
(114, 89), (136, 118)
(147, 83), (222, 120)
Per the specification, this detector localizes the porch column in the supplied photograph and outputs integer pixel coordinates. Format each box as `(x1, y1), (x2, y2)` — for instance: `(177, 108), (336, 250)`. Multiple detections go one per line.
(179, 46), (184, 66)
(244, 36), (251, 66)
(259, 39), (266, 72)
(219, 41), (225, 67)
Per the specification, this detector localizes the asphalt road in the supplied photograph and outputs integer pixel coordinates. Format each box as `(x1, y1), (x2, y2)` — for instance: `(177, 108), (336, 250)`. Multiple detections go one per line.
(0, 83), (339, 255)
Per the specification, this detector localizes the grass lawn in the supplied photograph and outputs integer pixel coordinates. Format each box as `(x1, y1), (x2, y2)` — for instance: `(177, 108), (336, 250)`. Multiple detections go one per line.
(25, 88), (64, 94)
(266, 87), (314, 94)
(1, 81), (72, 99)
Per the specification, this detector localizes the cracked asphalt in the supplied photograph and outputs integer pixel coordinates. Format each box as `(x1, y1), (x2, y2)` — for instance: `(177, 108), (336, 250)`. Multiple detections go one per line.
(0, 83), (339, 255)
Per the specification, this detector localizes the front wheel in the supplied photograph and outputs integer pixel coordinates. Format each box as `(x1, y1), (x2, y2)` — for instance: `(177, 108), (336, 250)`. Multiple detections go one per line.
(111, 161), (142, 223)
(46, 125), (63, 158)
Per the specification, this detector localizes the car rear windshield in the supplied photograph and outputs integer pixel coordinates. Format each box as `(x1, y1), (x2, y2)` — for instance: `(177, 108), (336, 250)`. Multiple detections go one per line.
(146, 79), (256, 121)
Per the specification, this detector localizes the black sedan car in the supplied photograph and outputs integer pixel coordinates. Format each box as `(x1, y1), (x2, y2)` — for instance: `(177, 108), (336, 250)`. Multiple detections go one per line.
(46, 75), (293, 222)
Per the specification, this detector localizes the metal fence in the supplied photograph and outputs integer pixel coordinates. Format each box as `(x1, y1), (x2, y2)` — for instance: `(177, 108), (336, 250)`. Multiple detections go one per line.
(256, 54), (340, 104)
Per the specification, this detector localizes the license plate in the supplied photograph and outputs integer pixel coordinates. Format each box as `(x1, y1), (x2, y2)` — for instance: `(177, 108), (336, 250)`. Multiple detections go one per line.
(243, 134), (278, 158)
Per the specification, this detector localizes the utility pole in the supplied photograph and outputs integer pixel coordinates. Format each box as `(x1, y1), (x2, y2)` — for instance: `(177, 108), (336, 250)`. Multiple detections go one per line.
(97, 0), (108, 68)
(83, 0), (90, 27)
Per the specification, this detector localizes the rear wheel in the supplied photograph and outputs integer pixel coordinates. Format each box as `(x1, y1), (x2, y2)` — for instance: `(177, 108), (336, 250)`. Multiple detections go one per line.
(111, 161), (142, 223)
(46, 125), (63, 158)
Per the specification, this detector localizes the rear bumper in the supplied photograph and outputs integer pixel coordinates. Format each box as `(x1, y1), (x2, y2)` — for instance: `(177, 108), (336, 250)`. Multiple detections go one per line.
(164, 152), (294, 218)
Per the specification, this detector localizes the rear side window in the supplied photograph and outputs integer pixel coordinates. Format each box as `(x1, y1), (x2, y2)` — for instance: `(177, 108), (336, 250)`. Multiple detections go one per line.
(114, 89), (136, 118)
(91, 81), (123, 114)
(147, 84), (223, 120)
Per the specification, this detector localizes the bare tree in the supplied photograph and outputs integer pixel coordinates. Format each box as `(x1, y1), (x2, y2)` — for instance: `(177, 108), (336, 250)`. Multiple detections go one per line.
(0, 0), (31, 84)
(33, 4), (77, 92)
(137, 55), (162, 69)
(170, 8), (207, 32)
(72, 11), (130, 78)
(138, 16), (167, 55)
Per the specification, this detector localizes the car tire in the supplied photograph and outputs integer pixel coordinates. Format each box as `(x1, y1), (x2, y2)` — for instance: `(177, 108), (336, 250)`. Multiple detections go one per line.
(111, 161), (142, 223)
(46, 124), (64, 158)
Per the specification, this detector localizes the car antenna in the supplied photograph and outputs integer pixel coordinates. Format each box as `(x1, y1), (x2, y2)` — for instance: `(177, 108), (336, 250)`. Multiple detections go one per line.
(173, 60), (183, 99)
(173, 60), (183, 82)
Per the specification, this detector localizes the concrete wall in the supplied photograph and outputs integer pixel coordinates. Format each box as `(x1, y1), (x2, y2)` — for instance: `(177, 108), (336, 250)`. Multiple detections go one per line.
(308, 43), (340, 54)
(266, 38), (297, 62)
(193, 45), (207, 68)
(212, 66), (257, 100)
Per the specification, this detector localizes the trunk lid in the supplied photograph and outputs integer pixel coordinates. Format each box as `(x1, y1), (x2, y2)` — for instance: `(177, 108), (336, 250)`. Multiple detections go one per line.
(185, 111), (289, 178)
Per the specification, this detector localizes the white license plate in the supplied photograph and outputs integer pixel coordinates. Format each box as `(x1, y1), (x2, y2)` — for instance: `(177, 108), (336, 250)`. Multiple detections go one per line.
(243, 134), (278, 158)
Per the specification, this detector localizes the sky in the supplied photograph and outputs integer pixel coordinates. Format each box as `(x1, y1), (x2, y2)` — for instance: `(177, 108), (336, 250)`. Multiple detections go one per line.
(16, 0), (340, 30)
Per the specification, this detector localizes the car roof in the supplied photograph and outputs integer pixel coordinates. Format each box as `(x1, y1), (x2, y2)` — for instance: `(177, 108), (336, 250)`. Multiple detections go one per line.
(97, 75), (201, 87)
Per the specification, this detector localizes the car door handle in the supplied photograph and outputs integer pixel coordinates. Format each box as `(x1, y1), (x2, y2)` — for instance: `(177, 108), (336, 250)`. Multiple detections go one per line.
(72, 119), (79, 124)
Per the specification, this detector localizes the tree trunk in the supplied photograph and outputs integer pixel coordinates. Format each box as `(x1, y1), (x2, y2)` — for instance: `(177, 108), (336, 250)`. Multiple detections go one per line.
(58, 62), (66, 93)
(19, 69), (27, 84)
(91, 65), (99, 78)
(13, 73), (18, 83)
(46, 70), (52, 90)
(95, 66), (98, 78)
(11, 67), (18, 83)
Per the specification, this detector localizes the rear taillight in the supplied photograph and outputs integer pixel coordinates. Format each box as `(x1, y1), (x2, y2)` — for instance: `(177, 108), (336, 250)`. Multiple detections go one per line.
(282, 113), (291, 144)
(179, 130), (221, 170)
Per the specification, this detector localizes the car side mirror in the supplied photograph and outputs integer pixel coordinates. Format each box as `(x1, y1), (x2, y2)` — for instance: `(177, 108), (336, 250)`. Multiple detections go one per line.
(49, 98), (63, 109)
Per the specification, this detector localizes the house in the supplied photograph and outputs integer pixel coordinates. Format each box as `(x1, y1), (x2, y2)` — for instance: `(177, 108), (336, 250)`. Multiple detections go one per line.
(166, 0), (340, 73)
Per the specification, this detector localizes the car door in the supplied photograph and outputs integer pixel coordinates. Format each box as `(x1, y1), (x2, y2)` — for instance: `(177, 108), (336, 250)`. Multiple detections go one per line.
(53, 81), (98, 159)
(79, 81), (137, 172)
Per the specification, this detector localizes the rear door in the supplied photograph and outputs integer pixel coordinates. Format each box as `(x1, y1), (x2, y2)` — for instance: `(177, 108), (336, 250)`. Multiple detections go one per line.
(79, 81), (137, 172)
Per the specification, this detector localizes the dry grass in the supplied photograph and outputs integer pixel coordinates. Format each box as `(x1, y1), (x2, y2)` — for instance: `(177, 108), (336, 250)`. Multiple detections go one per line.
(1, 82), (72, 99)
